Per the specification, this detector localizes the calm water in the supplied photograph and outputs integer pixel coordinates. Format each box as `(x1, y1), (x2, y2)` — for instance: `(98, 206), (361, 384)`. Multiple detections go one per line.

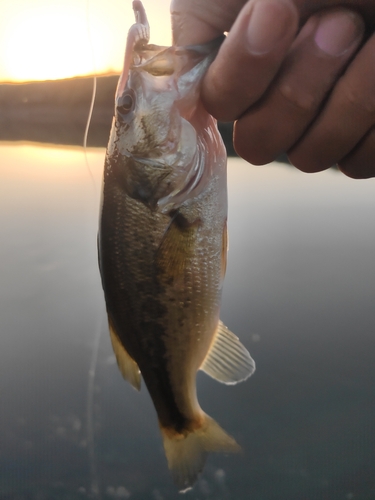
(1, 142), (375, 500)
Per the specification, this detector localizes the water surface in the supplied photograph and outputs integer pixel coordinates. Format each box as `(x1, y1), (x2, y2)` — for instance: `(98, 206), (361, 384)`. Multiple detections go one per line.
(1, 142), (375, 499)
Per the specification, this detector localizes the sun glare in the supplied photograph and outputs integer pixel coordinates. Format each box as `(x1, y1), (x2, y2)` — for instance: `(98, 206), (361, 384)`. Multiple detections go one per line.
(0, 0), (172, 83)
(3, 6), (97, 81)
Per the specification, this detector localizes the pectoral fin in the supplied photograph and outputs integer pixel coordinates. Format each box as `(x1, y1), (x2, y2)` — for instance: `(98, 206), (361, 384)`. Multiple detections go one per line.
(108, 319), (141, 391)
(156, 210), (200, 279)
(200, 321), (255, 385)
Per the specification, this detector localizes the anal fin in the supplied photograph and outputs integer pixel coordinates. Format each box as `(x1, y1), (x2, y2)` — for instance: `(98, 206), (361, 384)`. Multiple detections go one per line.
(200, 321), (255, 385)
(108, 319), (141, 391)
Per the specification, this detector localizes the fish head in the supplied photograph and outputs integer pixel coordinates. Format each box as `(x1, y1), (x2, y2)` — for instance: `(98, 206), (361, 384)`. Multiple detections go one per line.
(115, 45), (183, 159)
(107, 2), (225, 211)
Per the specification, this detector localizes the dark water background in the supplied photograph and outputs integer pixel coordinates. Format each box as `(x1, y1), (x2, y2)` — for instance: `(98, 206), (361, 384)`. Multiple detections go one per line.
(1, 142), (375, 500)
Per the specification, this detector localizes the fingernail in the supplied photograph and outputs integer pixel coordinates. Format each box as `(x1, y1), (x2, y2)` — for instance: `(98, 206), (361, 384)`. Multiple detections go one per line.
(314, 10), (364, 56)
(247, 0), (292, 55)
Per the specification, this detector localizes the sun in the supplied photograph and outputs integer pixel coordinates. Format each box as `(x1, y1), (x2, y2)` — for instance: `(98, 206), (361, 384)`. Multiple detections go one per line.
(0, 0), (172, 83)
(3, 4), (99, 81)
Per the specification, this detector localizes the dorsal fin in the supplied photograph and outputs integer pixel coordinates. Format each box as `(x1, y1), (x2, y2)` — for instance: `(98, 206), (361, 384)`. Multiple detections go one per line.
(108, 319), (141, 391)
(200, 321), (255, 385)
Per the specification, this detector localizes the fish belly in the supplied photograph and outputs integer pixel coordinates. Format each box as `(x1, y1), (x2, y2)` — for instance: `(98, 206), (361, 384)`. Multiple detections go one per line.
(99, 164), (226, 432)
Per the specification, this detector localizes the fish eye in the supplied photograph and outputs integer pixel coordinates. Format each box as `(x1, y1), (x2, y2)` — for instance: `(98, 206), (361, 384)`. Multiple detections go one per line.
(117, 90), (135, 118)
(119, 94), (133, 111)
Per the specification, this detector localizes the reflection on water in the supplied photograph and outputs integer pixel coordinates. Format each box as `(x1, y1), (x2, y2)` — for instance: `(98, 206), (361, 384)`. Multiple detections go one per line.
(1, 142), (375, 499)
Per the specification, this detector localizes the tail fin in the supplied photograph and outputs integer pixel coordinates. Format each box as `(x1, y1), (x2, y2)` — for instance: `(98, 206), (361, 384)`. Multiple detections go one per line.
(160, 413), (240, 492)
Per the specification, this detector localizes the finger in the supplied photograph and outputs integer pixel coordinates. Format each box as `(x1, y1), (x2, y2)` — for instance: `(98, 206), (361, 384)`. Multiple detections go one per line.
(233, 9), (364, 165)
(338, 126), (375, 178)
(171, 0), (246, 45)
(288, 33), (375, 173)
(295, 0), (375, 28)
(171, 0), (375, 46)
(201, 0), (299, 122)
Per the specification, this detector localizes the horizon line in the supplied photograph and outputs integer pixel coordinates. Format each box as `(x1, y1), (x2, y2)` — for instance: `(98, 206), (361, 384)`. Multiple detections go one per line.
(0, 72), (121, 85)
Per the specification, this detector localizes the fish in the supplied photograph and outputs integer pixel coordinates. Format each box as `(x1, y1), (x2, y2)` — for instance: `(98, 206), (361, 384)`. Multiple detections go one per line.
(98, 0), (255, 491)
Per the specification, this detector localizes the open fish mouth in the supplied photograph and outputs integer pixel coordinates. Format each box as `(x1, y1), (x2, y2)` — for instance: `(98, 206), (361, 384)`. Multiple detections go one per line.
(116, 0), (150, 99)
(117, 1), (224, 102)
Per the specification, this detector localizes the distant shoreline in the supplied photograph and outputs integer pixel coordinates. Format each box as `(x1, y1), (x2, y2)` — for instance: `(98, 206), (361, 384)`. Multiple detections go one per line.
(0, 75), (237, 154)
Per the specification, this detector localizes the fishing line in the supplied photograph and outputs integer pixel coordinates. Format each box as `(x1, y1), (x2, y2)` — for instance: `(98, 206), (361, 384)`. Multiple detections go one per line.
(86, 311), (105, 499)
(83, 75), (97, 188)
(83, 0), (98, 192)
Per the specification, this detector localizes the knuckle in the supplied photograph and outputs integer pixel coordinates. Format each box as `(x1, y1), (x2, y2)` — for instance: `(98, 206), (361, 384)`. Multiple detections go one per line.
(203, 69), (241, 122)
(203, 87), (250, 123)
(338, 79), (375, 117)
(278, 82), (319, 114)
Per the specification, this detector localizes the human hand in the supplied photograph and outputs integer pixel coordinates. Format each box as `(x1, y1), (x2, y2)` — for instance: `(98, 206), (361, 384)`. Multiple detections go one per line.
(171, 0), (375, 178)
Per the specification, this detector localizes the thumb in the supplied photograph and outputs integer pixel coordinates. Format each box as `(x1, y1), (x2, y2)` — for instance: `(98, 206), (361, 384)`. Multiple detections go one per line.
(202, 0), (299, 121)
(170, 0), (247, 45)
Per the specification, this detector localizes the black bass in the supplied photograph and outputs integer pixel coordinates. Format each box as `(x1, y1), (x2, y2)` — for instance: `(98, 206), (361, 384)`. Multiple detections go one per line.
(98, 0), (255, 491)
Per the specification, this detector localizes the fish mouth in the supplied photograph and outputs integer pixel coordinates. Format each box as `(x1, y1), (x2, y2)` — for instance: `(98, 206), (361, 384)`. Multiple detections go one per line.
(118, 0), (224, 100)
(116, 1), (150, 99)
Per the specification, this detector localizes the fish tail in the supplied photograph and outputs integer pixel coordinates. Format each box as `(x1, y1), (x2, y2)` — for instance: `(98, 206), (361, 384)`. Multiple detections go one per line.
(160, 413), (240, 492)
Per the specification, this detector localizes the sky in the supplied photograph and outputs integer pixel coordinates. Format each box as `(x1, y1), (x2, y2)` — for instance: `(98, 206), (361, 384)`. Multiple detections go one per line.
(0, 0), (172, 82)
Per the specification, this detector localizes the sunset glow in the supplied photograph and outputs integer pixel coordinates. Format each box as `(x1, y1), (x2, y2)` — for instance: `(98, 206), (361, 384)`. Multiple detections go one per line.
(3, 6), (97, 81)
(0, 0), (172, 82)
